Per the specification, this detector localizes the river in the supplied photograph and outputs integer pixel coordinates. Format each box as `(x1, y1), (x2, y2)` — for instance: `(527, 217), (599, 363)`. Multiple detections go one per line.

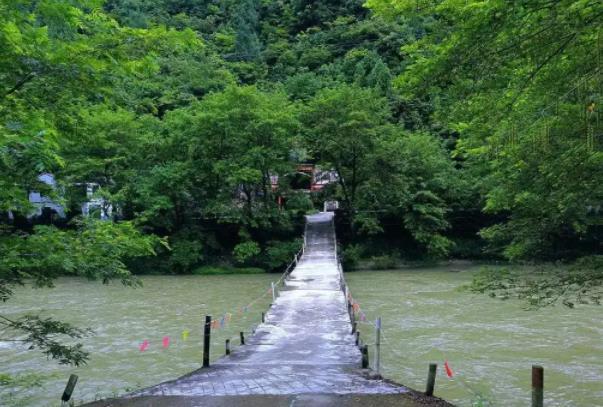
(345, 264), (603, 406)
(1, 265), (601, 406)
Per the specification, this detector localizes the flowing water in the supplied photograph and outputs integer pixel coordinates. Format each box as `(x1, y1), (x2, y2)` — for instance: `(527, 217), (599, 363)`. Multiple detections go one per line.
(1, 274), (275, 406)
(1, 265), (602, 406)
(345, 264), (603, 407)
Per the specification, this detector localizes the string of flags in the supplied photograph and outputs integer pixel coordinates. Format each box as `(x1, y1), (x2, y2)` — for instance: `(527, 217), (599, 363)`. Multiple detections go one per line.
(137, 283), (276, 352)
(346, 286), (458, 381)
(136, 250), (296, 352)
(347, 291), (370, 323)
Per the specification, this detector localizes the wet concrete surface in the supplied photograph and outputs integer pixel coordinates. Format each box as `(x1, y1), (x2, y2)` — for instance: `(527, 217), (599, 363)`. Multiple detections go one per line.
(86, 393), (452, 406)
(84, 213), (453, 406)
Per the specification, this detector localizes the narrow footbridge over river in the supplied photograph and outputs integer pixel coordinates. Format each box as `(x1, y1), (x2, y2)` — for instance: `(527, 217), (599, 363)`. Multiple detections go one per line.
(88, 212), (452, 406)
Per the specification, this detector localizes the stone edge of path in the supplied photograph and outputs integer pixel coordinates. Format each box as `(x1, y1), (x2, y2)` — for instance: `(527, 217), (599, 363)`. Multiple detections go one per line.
(82, 392), (455, 407)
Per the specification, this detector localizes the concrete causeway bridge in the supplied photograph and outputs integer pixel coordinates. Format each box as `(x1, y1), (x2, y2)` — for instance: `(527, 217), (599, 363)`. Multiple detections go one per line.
(88, 212), (452, 406)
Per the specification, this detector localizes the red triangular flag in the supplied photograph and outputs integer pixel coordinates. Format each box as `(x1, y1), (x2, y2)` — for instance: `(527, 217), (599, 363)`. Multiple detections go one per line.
(444, 360), (454, 378)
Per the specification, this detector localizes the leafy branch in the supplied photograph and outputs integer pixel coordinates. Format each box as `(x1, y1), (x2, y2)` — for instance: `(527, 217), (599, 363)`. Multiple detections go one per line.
(0, 315), (92, 366)
(468, 256), (603, 309)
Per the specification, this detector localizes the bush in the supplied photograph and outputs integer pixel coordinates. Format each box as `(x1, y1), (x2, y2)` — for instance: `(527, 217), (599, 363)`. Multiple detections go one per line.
(370, 254), (398, 270)
(264, 239), (302, 271)
(342, 244), (362, 270)
(233, 241), (261, 264)
(168, 238), (203, 273)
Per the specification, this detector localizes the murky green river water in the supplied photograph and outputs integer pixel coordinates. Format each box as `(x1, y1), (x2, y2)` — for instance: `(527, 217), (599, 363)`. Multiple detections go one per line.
(1, 265), (601, 406)
(345, 264), (603, 407)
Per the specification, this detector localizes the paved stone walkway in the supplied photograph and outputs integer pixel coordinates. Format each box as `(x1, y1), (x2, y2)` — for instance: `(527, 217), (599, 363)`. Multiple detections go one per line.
(86, 213), (453, 406)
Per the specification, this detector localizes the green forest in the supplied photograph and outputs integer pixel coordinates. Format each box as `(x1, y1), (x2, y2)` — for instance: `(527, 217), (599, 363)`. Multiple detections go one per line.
(1, 0), (602, 366)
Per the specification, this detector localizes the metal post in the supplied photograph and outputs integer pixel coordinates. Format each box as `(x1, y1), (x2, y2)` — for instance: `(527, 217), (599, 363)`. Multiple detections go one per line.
(261, 312), (265, 323)
(240, 331), (245, 345)
(61, 374), (78, 402)
(271, 281), (276, 302)
(425, 363), (437, 396)
(361, 345), (369, 368)
(352, 321), (357, 334)
(375, 317), (382, 375)
(203, 315), (211, 367)
(532, 365), (544, 407)
(225, 339), (231, 355)
(355, 331), (360, 346)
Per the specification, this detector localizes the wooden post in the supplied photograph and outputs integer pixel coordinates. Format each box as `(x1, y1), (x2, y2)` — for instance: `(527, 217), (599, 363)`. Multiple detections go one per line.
(240, 331), (245, 345)
(203, 315), (211, 368)
(355, 331), (360, 346)
(361, 345), (369, 368)
(61, 374), (78, 402)
(532, 365), (544, 407)
(225, 339), (231, 355)
(271, 282), (276, 302)
(375, 317), (382, 375)
(425, 363), (437, 396)
(261, 312), (265, 323)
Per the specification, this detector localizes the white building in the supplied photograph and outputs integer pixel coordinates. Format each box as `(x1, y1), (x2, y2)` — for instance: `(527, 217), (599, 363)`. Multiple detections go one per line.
(9, 173), (113, 221)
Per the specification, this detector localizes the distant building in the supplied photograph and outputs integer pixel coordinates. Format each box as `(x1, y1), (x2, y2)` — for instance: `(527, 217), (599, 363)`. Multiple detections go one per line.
(78, 182), (113, 220)
(270, 164), (338, 192)
(26, 173), (66, 218)
(8, 173), (113, 221)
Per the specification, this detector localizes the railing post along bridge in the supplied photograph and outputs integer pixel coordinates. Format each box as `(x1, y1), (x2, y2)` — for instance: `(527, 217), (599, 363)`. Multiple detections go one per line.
(84, 212), (545, 407)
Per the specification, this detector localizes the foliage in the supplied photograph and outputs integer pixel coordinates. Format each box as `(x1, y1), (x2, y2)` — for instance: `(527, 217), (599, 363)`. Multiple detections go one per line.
(367, 0), (603, 261)
(2, 0), (601, 377)
(0, 314), (91, 366)
(469, 256), (603, 309)
(370, 254), (399, 270)
(303, 84), (390, 212)
(233, 241), (261, 263)
(341, 244), (362, 270)
(264, 239), (302, 271)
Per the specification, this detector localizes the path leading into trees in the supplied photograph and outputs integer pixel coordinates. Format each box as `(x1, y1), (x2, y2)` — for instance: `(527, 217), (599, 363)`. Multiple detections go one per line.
(86, 212), (452, 406)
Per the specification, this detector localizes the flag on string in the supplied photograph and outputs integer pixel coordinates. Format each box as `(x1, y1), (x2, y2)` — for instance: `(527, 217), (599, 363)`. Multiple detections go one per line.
(162, 336), (170, 349)
(226, 313), (232, 323)
(139, 340), (149, 352)
(219, 316), (225, 328)
(444, 360), (454, 378)
(182, 330), (190, 341)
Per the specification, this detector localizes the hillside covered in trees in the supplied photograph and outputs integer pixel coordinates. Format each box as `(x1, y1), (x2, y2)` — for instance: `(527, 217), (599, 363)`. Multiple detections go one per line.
(1, 0), (602, 344)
